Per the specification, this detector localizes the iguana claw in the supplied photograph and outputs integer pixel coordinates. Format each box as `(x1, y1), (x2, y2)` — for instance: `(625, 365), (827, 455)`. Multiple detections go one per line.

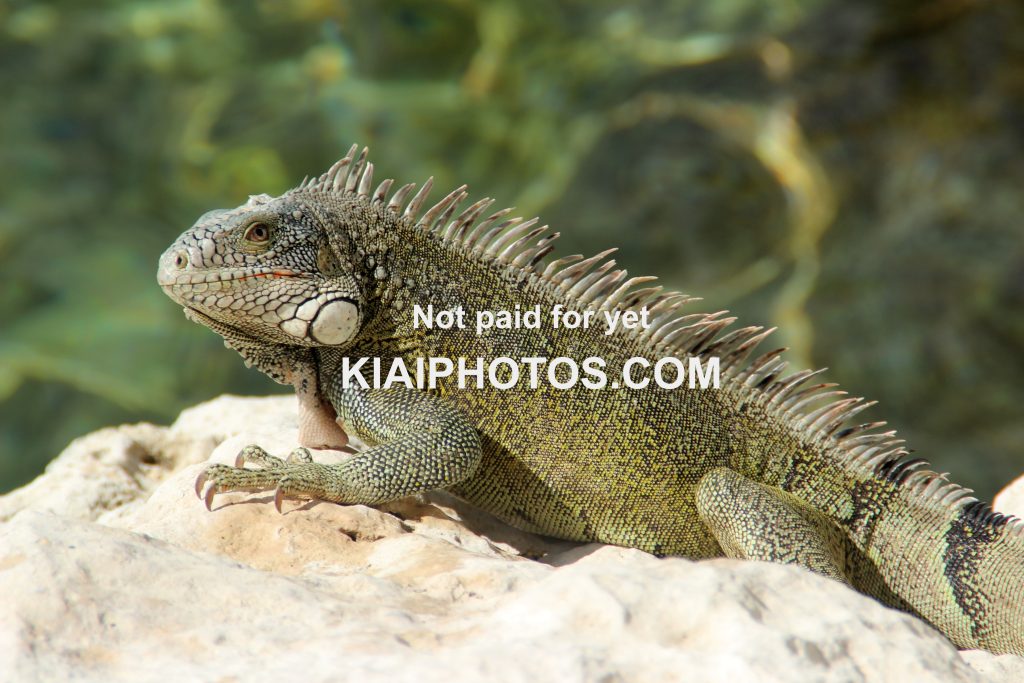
(203, 481), (217, 511)
(194, 470), (207, 499)
(193, 470), (217, 511)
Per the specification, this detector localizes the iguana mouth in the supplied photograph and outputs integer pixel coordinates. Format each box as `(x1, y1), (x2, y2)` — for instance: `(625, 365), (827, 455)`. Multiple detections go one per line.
(157, 267), (306, 288)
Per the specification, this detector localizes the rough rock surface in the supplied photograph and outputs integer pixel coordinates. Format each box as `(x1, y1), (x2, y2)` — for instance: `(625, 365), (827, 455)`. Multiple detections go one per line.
(994, 473), (1024, 519)
(1, 395), (1022, 683)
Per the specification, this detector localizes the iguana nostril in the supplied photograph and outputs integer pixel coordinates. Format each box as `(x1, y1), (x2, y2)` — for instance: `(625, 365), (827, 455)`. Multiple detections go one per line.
(174, 251), (189, 269)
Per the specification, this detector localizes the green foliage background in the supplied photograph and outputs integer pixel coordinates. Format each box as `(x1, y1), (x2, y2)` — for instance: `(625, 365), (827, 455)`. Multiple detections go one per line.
(2, 0), (1023, 499)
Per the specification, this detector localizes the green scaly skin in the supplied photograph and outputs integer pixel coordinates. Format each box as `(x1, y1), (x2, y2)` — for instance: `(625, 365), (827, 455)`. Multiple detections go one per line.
(158, 145), (1024, 655)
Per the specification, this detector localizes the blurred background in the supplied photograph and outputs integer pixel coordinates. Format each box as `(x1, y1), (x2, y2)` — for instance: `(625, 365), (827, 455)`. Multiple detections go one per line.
(1, 0), (1022, 499)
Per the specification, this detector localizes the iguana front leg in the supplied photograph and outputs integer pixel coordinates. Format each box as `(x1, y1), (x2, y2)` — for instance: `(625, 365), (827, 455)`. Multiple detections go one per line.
(195, 387), (483, 511)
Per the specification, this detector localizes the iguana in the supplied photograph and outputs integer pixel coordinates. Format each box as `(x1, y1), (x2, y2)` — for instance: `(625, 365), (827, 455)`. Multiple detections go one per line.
(158, 144), (1024, 655)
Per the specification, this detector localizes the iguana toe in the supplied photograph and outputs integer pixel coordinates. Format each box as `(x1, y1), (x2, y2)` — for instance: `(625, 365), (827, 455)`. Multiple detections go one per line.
(234, 444), (284, 469)
(286, 447), (314, 464)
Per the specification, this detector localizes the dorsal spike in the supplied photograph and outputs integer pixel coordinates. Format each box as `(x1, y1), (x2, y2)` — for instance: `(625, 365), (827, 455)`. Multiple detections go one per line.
(567, 259), (618, 300)
(579, 269), (627, 305)
(372, 178), (394, 204)
(431, 190), (468, 233)
(344, 147), (369, 192)
(464, 207), (514, 249)
(763, 367), (821, 401)
(357, 162), (374, 197)
(701, 325), (762, 359)
(486, 218), (541, 256)
(527, 236), (559, 271)
(651, 312), (722, 343)
(821, 400), (877, 436)
(542, 254), (583, 279)
(772, 381), (836, 406)
(647, 294), (692, 320)
(835, 422), (888, 440)
(443, 198), (496, 242)
(329, 144), (360, 192)
(554, 249), (618, 290)
(623, 285), (664, 310)
(721, 328), (776, 372)
(512, 233), (555, 267)
(477, 218), (524, 253)
(498, 226), (548, 263)
(404, 177), (435, 220)
(804, 397), (861, 433)
(735, 348), (789, 383)
(603, 276), (660, 311)
(783, 388), (845, 415)
(666, 317), (736, 353)
(387, 183), (417, 212)
(417, 185), (468, 230)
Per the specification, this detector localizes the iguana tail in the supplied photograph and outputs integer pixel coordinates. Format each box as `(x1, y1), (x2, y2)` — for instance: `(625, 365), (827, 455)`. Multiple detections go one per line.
(693, 344), (1024, 654)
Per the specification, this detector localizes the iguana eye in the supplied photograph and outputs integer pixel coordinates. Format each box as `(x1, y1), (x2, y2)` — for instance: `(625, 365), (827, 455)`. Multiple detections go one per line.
(243, 222), (271, 244)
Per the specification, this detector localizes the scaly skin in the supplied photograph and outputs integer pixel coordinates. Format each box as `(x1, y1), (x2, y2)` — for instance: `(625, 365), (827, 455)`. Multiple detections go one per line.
(158, 145), (1024, 654)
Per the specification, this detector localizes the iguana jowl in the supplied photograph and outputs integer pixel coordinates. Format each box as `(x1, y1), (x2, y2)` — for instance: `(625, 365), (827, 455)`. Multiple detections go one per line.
(157, 144), (1024, 655)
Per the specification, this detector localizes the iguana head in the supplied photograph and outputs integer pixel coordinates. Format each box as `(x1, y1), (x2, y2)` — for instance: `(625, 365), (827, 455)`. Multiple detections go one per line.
(157, 191), (364, 352)
(158, 143), (518, 377)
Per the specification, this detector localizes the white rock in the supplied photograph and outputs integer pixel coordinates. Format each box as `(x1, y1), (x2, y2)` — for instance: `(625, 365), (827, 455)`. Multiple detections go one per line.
(169, 393), (297, 442)
(960, 650), (1024, 682)
(0, 395), (1021, 682)
(0, 423), (188, 524)
(994, 473), (1024, 518)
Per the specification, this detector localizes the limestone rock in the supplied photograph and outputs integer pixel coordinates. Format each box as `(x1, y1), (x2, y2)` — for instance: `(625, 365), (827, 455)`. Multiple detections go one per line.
(994, 472), (1024, 519)
(1, 395), (1022, 682)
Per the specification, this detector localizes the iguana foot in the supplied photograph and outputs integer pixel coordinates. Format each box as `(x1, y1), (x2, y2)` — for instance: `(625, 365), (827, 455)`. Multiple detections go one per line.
(195, 445), (330, 512)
